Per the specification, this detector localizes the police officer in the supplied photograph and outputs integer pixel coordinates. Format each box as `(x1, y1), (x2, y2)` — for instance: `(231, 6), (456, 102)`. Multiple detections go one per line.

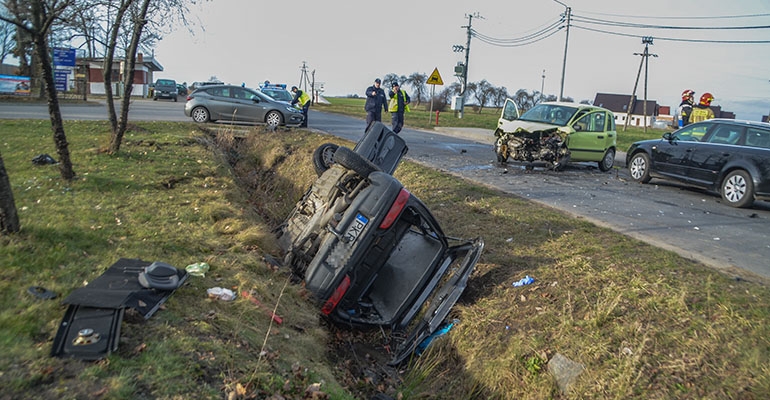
(388, 82), (410, 133)
(364, 78), (388, 130)
(291, 86), (311, 127)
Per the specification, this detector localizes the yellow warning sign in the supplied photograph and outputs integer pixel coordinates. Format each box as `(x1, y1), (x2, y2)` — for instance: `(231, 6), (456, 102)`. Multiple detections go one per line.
(427, 68), (444, 85)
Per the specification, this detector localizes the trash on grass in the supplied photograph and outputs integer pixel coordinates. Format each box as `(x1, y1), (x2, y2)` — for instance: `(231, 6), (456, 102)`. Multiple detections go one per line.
(512, 275), (535, 287)
(32, 154), (57, 165)
(415, 319), (456, 355)
(207, 287), (236, 301)
(186, 262), (210, 277)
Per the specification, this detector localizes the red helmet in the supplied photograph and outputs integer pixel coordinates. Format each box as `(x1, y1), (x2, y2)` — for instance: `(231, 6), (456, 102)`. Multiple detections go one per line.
(682, 89), (695, 100)
(699, 92), (714, 106)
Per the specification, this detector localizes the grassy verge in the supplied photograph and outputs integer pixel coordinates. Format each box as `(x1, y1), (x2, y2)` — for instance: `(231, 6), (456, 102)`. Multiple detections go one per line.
(2, 119), (768, 399)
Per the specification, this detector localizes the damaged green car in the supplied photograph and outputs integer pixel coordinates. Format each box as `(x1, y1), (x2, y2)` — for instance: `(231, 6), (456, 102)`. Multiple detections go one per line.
(494, 100), (617, 172)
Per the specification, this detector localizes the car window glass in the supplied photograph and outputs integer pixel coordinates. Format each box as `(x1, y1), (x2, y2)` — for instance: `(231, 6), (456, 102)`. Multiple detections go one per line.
(707, 125), (743, 145)
(502, 100), (518, 120)
(745, 128), (770, 149)
(232, 88), (251, 99)
(673, 123), (711, 142)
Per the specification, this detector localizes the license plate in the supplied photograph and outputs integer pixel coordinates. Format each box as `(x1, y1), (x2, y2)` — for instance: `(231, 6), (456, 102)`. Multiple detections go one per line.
(343, 213), (368, 244)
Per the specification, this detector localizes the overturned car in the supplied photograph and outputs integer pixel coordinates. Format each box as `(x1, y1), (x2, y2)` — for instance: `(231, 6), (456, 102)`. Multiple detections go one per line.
(494, 100), (617, 172)
(276, 122), (484, 365)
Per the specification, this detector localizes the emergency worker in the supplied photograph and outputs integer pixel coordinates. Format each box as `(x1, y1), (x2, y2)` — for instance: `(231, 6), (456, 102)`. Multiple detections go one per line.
(291, 86), (311, 127)
(677, 89), (695, 127)
(388, 82), (410, 133)
(690, 92), (715, 123)
(364, 78), (388, 130)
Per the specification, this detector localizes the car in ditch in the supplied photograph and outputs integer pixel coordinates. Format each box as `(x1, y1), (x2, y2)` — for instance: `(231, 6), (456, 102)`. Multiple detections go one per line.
(626, 118), (770, 208)
(184, 84), (304, 127)
(275, 122), (484, 365)
(494, 100), (617, 171)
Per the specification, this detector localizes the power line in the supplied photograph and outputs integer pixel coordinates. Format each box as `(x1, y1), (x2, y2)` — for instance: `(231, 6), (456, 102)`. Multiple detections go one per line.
(572, 24), (770, 44)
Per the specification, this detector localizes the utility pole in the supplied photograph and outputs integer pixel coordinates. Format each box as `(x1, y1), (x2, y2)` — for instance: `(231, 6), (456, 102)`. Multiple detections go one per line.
(540, 69), (546, 103)
(454, 12), (481, 119)
(298, 61), (310, 94)
(623, 37), (656, 132)
(553, 0), (571, 102)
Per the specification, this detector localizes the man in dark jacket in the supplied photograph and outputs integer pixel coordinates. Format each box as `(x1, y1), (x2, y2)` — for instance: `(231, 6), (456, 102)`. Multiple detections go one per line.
(388, 81), (410, 134)
(364, 78), (388, 130)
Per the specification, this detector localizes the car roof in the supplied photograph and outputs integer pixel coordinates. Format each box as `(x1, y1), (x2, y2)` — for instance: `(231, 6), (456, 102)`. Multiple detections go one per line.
(704, 118), (770, 128)
(537, 101), (613, 113)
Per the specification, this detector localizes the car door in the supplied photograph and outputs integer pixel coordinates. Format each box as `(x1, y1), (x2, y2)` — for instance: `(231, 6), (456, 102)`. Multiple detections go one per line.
(230, 87), (264, 122)
(565, 110), (614, 162)
(685, 123), (745, 186)
(205, 87), (237, 120)
(651, 122), (713, 179)
(497, 98), (520, 132)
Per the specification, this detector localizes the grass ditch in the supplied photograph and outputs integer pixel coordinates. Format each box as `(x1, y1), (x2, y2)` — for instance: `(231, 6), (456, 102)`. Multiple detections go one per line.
(1, 119), (768, 399)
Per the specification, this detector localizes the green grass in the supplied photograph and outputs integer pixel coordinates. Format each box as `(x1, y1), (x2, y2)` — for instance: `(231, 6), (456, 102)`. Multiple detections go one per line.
(2, 118), (768, 399)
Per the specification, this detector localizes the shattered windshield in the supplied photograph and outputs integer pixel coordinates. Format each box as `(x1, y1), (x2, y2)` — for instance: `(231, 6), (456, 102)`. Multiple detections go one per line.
(519, 104), (578, 126)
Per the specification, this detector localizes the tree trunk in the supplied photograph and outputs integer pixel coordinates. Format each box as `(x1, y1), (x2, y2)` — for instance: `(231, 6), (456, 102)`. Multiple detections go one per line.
(35, 34), (75, 180)
(0, 152), (20, 234)
(103, 0), (133, 136)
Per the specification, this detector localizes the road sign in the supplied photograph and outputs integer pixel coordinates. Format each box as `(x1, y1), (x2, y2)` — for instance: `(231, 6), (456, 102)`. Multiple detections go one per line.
(53, 48), (76, 67)
(427, 68), (443, 85)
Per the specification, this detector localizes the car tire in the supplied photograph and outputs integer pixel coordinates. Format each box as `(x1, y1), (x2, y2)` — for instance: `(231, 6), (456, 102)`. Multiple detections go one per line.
(553, 145), (570, 171)
(191, 107), (210, 123)
(313, 143), (339, 176)
(174, 96), (178, 102)
(332, 146), (380, 177)
(598, 148), (615, 172)
(721, 169), (754, 208)
(153, 97), (157, 101)
(266, 111), (283, 128)
(628, 152), (652, 183)
(494, 136), (509, 163)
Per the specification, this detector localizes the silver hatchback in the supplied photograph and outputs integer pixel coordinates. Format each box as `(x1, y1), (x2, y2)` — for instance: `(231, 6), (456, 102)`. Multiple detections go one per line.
(184, 84), (304, 127)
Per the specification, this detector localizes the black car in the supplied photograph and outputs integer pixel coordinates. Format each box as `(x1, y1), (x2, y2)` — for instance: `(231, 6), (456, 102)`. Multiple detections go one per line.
(626, 119), (770, 208)
(276, 122), (484, 365)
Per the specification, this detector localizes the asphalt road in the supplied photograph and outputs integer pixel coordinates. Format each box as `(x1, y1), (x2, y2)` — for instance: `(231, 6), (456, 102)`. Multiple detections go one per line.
(2, 99), (769, 281)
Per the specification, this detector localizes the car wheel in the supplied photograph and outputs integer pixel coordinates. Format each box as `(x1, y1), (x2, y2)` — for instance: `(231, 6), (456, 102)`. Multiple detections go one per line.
(174, 96), (178, 102)
(628, 152), (652, 183)
(313, 143), (339, 176)
(332, 146), (380, 177)
(553, 146), (570, 171)
(494, 137), (509, 163)
(153, 97), (157, 101)
(266, 111), (283, 128)
(598, 148), (615, 172)
(721, 170), (754, 208)
(191, 107), (210, 123)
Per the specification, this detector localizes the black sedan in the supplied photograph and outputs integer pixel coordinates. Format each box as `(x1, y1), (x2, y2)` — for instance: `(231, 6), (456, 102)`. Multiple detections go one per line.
(626, 119), (770, 208)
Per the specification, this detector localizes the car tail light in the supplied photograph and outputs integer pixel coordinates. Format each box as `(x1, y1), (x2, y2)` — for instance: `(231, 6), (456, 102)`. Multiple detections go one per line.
(186, 95), (193, 101)
(321, 275), (351, 315)
(379, 188), (410, 229)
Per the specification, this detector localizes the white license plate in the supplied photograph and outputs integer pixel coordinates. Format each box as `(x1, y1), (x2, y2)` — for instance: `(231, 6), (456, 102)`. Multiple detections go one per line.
(343, 213), (369, 243)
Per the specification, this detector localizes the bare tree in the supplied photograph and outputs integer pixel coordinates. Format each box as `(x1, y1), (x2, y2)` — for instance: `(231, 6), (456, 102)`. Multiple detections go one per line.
(0, 8), (15, 63)
(0, 151), (20, 234)
(1, 0), (76, 180)
(471, 79), (494, 113)
(404, 72), (426, 106)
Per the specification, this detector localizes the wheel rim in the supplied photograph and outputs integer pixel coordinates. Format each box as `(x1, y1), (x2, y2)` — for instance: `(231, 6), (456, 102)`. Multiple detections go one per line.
(192, 108), (207, 122)
(603, 150), (615, 169)
(724, 174), (747, 203)
(630, 156), (646, 180)
(266, 112), (281, 127)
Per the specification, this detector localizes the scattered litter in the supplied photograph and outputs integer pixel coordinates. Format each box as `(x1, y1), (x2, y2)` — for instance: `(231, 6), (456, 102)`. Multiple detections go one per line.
(186, 262), (210, 277)
(31, 154), (57, 165)
(207, 287), (236, 301)
(27, 286), (57, 300)
(506, 237), (513, 242)
(512, 275), (535, 287)
(241, 290), (283, 324)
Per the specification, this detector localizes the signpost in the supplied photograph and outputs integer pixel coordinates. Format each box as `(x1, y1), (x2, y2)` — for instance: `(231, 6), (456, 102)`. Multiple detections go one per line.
(427, 68), (444, 124)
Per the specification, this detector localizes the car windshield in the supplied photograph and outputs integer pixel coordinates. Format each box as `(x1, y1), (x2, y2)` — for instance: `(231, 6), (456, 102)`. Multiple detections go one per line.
(156, 79), (175, 86)
(519, 104), (578, 126)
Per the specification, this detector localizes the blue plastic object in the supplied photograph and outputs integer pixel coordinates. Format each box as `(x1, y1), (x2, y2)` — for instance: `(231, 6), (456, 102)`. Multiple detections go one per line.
(512, 275), (535, 287)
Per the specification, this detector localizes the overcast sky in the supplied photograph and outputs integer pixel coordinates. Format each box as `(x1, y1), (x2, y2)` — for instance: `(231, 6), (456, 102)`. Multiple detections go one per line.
(152, 0), (770, 121)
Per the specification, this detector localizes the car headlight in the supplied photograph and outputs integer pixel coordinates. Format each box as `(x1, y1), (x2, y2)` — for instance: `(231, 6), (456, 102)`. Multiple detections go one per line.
(286, 106), (300, 113)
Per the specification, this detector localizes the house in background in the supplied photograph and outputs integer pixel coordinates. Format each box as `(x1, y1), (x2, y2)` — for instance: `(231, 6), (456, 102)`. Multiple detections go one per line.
(593, 92), (735, 128)
(76, 53), (163, 98)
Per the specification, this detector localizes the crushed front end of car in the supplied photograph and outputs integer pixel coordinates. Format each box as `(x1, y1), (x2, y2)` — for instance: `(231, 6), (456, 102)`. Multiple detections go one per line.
(275, 122), (484, 365)
(494, 126), (571, 170)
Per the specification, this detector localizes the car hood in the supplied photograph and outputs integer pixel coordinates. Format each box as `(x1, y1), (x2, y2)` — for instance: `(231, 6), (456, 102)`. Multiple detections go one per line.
(504, 120), (567, 134)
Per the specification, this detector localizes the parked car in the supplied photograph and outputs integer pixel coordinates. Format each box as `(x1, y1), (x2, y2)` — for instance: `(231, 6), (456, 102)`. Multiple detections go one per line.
(153, 79), (178, 101)
(494, 100), (617, 171)
(176, 84), (188, 96)
(184, 84), (304, 127)
(626, 119), (770, 208)
(276, 122), (484, 365)
(259, 84), (294, 103)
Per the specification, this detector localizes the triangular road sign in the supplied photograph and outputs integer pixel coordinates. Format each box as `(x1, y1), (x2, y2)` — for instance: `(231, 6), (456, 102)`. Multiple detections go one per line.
(427, 68), (444, 85)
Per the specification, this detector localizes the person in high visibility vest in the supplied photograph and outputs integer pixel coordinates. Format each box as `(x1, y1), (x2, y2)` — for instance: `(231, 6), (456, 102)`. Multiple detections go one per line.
(388, 81), (410, 133)
(690, 92), (715, 123)
(291, 86), (311, 127)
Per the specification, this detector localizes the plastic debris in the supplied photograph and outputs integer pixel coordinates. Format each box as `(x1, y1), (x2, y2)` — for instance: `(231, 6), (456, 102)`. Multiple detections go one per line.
(512, 275), (535, 287)
(415, 319), (456, 355)
(31, 154), (57, 165)
(207, 287), (236, 301)
(186, 262), (210, 277)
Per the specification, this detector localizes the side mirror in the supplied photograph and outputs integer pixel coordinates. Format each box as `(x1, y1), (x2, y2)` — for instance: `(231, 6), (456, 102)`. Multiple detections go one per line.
(662, 132), (673, 141)
(250, 96), (260, 103)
